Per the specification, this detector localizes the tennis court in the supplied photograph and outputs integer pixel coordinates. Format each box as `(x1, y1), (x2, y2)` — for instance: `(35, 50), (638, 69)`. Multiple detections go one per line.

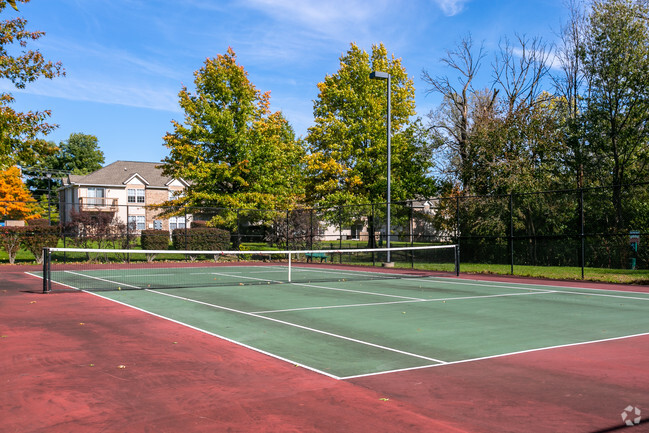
(3, 248), (649, 432)
(32, 256), (649, 380)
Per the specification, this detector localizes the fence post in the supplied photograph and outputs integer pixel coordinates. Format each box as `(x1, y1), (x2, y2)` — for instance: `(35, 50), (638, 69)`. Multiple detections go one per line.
(371, 203), (375, 266)
(126, 204), (130, 250)
(184, 207), (188, 250)
(410, 201), (414, 268)
(580, 188), (585, 279)
(286, 209), (290, 250)
(455, 195), (460, 247)
(510, 193), (514, 275)
(309, 208), (314, 250)
(237, 209), (241, 250)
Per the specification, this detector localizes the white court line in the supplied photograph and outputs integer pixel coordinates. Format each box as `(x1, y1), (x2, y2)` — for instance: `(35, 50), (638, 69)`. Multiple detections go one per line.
(427, 275), (649, 295)
(341, 331), (649, 380)
(422, 277), (649, 301)
(210, 270), (284, 284)
(253, 290), (557, 314)
(62, 270), (141, 289)
(145, 288), (447, 364)
(291, 282), (426, 301)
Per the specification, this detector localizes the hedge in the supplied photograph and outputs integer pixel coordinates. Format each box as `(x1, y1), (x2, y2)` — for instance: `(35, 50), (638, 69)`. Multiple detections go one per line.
(140, 230), (170, 250)
(172, 227), (230, 251)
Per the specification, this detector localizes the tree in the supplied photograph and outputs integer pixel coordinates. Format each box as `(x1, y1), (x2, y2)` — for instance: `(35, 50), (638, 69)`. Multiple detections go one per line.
(306, 43), (434, 204)
(0, 0), (64, 168)
(25, 133), (104, 210)
(423, 36), (498, 193)
(305, 43), (435, 245)
(425, 34), (560, 195)
(553, 0), (589, 189)
(51, 133), (104, 174)
(0, 165), (41, 220)
(161, 48), (305, 230)
(582, 0), (649, 228)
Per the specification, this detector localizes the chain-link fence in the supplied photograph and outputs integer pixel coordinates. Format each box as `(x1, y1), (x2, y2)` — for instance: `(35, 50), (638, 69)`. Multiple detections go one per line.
(2, 182), (648, 273)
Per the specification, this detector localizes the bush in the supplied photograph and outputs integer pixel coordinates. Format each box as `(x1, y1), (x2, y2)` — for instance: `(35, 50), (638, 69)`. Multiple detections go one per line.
(0, 226), (26, 264)
(140, 230), (169, 262)
(27, 218), (50, 227)
(22, 225), (60, 264)
(141, 230), (170, 250)
(172, 227), (231, 251)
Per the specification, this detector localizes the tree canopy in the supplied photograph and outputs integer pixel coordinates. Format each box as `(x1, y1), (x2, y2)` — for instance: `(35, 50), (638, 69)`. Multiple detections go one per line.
(305, 42), (435, 209)
(0, 0), (64, 169)
(161, 48), (305, 228)
(0, 165), (40, 220)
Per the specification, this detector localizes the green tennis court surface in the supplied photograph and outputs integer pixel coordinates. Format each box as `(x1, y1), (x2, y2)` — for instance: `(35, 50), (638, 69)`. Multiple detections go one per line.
(37, 265), (649, 379)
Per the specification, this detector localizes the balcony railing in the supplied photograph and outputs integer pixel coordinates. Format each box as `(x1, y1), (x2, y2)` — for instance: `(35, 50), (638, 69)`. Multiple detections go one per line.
(79, 197), (118, 212)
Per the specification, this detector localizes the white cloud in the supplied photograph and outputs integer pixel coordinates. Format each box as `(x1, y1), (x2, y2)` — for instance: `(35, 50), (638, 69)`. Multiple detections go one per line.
(3, 78), (180, 113)
(433, 0), (470, 16)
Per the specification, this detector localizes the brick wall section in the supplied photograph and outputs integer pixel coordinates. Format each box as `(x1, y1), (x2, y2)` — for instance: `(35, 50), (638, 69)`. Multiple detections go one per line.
(145, 188), (170, 230)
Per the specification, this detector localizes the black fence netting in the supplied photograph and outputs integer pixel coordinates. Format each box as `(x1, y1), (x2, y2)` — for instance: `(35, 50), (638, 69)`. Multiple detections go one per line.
(2, 182), (648, 273)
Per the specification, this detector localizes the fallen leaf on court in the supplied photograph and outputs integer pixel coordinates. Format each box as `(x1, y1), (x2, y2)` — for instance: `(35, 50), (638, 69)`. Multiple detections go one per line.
(379, 398), (390, 401)
(1, 335), (7, 338)
(79, 323), (85, 325)
(117, 365), (126, 369)
(89, 364), (95, 367)
(29, 301), (36, 304)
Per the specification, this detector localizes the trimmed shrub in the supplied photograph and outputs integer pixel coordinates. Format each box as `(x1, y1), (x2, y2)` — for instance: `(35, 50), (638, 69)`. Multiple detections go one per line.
(172, 227), (231, 251)
(27, 218), (50, 227)
(141, 230), (170, 250)
(140, 229), (170, 262)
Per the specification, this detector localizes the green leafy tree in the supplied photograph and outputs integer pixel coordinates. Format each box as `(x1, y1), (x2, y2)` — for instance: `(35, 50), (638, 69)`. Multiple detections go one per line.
(305, 43), (435, 241)
(161, 48), (305, 230)
(581, 0), (649, 228)
(24, 133), (103, 224)
(51, 133), (104, 174)
(0, 0), (64, 168)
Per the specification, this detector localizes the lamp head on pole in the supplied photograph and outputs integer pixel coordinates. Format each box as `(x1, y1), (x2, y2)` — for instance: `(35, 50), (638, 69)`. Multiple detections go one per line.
(369, 71), (389, 80)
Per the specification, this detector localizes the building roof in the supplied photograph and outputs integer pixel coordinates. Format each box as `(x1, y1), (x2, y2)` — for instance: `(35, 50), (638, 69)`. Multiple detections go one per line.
(62, 161), (184, 188)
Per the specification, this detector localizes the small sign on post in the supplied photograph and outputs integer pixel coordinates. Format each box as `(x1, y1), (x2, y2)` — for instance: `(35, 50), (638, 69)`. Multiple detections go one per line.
(630, 230), (640, 251)
(629, 230), (640, 270)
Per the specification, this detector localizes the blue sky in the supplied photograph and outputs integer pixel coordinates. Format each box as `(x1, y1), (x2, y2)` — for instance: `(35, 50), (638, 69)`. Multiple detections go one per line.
(5, 0), (568, 165)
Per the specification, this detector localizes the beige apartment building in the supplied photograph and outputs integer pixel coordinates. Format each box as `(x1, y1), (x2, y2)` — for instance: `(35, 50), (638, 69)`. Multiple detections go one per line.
(59, 161), (190, 232)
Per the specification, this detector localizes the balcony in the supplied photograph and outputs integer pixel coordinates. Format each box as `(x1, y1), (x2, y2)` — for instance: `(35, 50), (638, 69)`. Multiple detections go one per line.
(79, 197), (118, 212)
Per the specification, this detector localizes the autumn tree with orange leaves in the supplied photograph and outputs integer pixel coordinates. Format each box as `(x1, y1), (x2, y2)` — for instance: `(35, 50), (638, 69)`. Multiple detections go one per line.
(0, 165), (40, 220)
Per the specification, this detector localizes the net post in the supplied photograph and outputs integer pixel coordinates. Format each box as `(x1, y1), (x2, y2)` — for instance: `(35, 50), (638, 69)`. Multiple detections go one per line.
(455, 244), (460, 276)
(288, 252), (292, 283)
(42, 247), (51, 293)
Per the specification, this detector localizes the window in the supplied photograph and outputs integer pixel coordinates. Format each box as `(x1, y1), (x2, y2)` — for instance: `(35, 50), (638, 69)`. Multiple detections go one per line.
(128, 188), (145, 203)
(169, 216), (186, 230)
(87, 187), (105, 206)
(153, 220), (163, 230)
(168, 189), (185, 200)
(128, 215), (146, 231)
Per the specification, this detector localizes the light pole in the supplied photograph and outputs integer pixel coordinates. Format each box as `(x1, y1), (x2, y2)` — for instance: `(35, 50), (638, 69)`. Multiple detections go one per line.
(46, 173), (52, 225)
(369, 70), (391, 263)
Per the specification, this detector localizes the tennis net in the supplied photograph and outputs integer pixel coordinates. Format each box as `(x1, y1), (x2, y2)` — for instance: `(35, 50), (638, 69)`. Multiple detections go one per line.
(41, 245), (459, 293)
